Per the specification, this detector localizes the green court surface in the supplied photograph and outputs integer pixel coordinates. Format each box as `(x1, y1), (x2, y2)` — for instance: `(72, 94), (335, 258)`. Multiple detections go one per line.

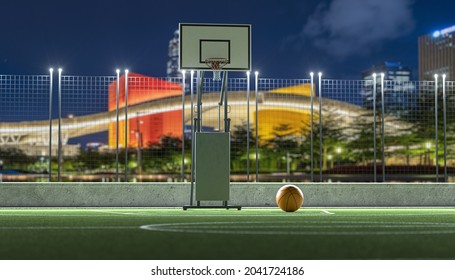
(1, 208), (455, 260)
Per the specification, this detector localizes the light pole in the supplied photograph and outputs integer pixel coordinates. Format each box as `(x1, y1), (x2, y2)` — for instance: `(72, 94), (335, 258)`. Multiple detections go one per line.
(48, 67), (54, 182)
(57, 68), (62, 182)
(115, 69), (120, 182)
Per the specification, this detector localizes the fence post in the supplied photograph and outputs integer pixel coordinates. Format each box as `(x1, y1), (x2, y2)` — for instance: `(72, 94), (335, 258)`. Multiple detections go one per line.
(373, 73), (377, 182)
(255, 71), (259, 182)
(124, 69), (129, 182)
(434, 74), (439, 182)
(181, 71), (186, 182)
(115, 69), (120, 182)
(246, 71), (251, 181)
(381, 73), (385, 182)
(190, 70), (195, 205)
(318, 72), (323, 182)
(443, 74), (447, 182)
(57, 68), (62, 182)
(48, 68), (54, 182)
(310, 72), (314, 182)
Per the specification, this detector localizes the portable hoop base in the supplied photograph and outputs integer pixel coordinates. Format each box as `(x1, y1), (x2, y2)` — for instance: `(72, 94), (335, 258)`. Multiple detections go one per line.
(183, 201), (242, 211)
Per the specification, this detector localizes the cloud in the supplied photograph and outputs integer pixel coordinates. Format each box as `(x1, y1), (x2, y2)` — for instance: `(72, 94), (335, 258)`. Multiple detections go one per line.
(299, 0), (415, 59)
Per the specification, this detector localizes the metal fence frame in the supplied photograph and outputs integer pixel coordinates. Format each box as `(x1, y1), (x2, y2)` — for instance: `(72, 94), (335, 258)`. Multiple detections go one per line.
(1, 71), (455, 183)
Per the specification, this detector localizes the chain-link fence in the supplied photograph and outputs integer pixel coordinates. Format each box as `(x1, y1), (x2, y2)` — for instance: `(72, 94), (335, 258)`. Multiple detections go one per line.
(0, 75), (50, 182)
(1, 71), (454, 183)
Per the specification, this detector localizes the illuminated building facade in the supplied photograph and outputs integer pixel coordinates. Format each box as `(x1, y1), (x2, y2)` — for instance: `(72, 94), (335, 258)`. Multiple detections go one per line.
(108, 73), (182, 148)
(419, 25), (455, 81)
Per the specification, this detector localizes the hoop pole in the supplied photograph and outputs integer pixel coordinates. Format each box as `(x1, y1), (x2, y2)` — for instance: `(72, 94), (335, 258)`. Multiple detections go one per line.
(218, 72), (226, 130)
(224, 72), (229, 132)
(197, 71), (203, 132)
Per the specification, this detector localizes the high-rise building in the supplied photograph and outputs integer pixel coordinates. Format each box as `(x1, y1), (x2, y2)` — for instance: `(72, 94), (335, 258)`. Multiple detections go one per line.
(419, 25), (455, 81)
(361, 62), (416, 117)
(167, 30), (181, 78)
(362, 61), (412, 83)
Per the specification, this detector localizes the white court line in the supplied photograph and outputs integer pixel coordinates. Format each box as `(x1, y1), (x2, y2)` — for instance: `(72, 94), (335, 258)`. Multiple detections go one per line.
(87, 209), (139, 216)
(321, 210), (335, 215)
(0, 214), (118, 217)
(0, 226), (137, 230)
(140, 221), (455, 236)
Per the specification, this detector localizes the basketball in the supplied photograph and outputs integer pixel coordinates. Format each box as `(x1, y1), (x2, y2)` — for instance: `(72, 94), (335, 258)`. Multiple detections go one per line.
(276, 185), (304, 212)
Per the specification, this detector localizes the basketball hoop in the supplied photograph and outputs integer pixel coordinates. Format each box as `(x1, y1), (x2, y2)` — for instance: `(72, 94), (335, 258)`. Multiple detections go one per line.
(204, 58), (229, 81)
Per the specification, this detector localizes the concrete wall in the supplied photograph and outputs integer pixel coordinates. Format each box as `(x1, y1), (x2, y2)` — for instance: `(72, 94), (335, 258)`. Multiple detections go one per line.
(1, 182), (455, 207)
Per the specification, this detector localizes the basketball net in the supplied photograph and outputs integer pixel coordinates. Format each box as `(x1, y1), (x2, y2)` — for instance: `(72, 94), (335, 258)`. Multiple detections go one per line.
(204, 58), (229, 81)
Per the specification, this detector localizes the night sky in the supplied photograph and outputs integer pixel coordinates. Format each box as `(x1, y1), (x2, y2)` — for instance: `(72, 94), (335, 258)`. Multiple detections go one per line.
(1, 0), (454, 79)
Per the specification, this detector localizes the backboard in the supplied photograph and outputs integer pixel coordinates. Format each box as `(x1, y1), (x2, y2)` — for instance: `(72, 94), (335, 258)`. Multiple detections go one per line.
(179, 23), (251, 71)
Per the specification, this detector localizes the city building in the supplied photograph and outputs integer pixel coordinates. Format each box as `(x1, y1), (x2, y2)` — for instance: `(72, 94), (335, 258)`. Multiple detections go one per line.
(107, 73), (183, 148)
(361, 62), (416, 117)
(362, 61), (412, 83)
(419, 25), (455, 81)
(167, 30), (181, 78)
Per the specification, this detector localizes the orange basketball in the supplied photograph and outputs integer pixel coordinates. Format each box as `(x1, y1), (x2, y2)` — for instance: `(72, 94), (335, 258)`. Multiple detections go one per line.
(276, 185), (304, 212)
